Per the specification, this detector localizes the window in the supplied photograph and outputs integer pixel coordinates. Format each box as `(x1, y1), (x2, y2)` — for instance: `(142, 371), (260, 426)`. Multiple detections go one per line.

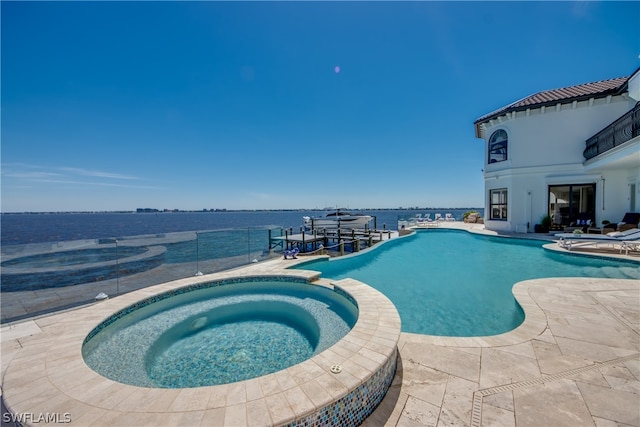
(490, 189), (508, 220)
(488, 129), (508, 164)
(548, 184), (595, 226)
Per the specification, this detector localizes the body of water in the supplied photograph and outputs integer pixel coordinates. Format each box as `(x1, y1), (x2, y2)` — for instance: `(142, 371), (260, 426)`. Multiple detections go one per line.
(1, 209), (482, 246)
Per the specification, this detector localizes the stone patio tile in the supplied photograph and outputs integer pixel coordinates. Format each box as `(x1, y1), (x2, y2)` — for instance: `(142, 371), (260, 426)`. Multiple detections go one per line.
(258, 374), (282, 397)
(224, 402), (247, 427)
(577, 381), (640, 426)
(481, 402), (515, 427)
(245, 378), (264, 401)
(397, 358), (449, 407)
(87, 382), (139, 410)
(603, 373), (640, 394)
(401, 342), (480, 383)
(397, 396), (440, 427)
(537, 353), (593, 376)
(531, 339), (562, 359)
(169, 387), (212, 411)
(437, 376), (476, 426)
(555, 336), (628, 362)
(246, 399), (273, 427)
(287, 359), (324, 385)
(4, 381), (59, 414)
(599, 363), (638, 382)
(264, 392), (295, 425)
(566, 368), (610, 388)
(482, 390), (514, 412)
(132, 410), (181, 427)
(70, 407), (119, 427)
(623, 358), (640, 380)
(283, 386), (316, 415)
(489, 341), (536, 360)
(313, 371), (348, 400)
(534, 328), (558, 345)
(226, 381), (247, 406)
(200, 408), (226, 426)
(274, 369), (298, 391)
(299, 379), (332, 408)
(550, 322), (638, 351)
(513, 379), (595, 427)
(592, 416), (636, 427)
(479, 347), (541, 389)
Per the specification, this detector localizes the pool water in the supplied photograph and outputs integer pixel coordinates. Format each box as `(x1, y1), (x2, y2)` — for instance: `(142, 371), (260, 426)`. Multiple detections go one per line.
(82, 279), (358, 388)
(148, 318), (315, 388)
(294, 230), (639, 337)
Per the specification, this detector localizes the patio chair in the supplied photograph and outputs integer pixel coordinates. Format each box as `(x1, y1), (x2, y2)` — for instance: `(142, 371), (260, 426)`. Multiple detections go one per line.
(434, 213), (443, 222)
(445, 213), (455, 222)
(556, 228), (640, 251)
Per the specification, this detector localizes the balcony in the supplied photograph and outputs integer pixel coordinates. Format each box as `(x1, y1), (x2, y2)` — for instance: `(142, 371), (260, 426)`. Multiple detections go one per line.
(583, 101), (640, 161)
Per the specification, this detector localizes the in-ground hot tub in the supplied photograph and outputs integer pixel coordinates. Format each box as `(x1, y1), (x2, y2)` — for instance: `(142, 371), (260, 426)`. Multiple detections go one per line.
(82, 277), (358, 388)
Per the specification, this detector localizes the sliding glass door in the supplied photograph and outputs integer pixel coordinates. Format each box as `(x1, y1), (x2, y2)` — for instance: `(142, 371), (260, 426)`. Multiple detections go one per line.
(548, 184), (595, 226)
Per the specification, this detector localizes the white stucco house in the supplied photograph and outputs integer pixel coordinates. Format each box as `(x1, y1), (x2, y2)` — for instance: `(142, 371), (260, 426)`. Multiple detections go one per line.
(474, 68), (640, 233)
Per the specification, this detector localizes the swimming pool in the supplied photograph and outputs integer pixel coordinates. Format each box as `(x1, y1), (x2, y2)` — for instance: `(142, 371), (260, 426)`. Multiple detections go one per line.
(293, 229), (639, 337)
(82, 277), (358, 388)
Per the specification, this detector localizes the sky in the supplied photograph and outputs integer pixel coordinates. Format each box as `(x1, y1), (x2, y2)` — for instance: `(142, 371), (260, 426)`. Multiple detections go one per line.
(2, 1), (639, 213)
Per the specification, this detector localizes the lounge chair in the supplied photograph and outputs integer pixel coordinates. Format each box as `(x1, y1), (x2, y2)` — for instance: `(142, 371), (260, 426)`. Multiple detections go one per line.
(620, 239), (640, 255)
(283, 248), (299, 259)
(415, 214), (431, 224)
(603, 212), (640, 232)
(434, 213), (443, 222)
(445, 213), (455, 222)
(556, 228), (640, 252)
(416, 214), (437, 228)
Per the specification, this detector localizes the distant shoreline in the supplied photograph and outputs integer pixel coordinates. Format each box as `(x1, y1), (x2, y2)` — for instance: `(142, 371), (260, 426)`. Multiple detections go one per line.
(1, 207), (484, 215)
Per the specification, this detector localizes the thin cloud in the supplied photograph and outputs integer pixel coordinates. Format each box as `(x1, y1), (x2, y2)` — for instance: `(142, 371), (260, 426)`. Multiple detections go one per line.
(27, 178), (161, 189)
(2, 171), (62, 179)
(1, 163), (155, 189)
(58, 167), (138, 180)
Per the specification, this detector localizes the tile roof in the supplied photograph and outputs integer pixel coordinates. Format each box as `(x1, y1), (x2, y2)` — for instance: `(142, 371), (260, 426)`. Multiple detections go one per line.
(474, 75), (629, 126)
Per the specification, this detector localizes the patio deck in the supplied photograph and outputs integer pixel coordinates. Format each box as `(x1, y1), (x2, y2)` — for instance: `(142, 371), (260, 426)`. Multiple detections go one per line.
(2, 223), (638, 426)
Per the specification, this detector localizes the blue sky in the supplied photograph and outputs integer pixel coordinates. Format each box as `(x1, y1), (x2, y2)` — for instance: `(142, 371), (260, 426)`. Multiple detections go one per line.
(2, 1), (638, 212)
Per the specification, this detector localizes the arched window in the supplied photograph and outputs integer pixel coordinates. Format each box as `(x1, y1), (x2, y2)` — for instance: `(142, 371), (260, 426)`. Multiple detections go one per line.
(488, 129), (508, 164)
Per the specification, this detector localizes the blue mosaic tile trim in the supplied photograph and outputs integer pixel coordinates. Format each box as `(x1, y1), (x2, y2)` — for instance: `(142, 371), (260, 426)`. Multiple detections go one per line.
(332, 284), (359, 309)
(83, 275), (354, 344)
(285, 347), (398, 427)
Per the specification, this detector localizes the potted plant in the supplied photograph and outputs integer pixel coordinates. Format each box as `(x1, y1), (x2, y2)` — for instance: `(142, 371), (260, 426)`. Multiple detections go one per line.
(539, 214), (552, 233)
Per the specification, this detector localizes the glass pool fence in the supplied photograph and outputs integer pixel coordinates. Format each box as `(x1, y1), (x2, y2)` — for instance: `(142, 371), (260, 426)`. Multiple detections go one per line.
(0, 226), (287, 324)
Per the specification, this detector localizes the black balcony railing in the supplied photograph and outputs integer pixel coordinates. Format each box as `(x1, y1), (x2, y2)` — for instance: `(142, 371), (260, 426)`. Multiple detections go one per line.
(584, 101), (640, 161)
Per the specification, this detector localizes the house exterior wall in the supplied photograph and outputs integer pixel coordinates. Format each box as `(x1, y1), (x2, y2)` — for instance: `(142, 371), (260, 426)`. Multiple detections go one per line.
(480, 94), (637, 233)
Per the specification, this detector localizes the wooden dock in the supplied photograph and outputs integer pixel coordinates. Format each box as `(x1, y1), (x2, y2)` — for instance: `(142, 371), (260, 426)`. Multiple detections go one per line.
(270, 228), (396, 255)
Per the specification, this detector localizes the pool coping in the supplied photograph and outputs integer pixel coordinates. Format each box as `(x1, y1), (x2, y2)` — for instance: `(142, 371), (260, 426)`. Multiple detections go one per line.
(1, 266), (401, 426)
